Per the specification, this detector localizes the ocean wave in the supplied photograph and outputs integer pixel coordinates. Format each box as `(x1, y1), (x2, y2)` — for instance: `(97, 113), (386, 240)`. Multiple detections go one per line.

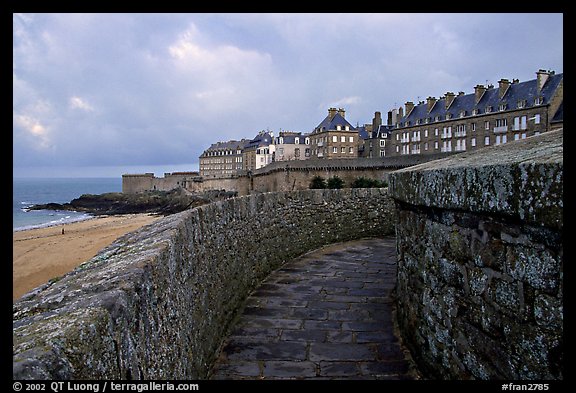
(13, 213), (94, 232)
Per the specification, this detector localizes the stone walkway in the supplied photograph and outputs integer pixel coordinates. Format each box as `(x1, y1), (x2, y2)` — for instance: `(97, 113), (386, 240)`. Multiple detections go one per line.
(210, 237), (420, 380)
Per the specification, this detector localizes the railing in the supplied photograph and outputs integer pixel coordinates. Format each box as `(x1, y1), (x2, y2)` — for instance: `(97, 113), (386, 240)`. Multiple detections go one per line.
(494, 126), (508, 133)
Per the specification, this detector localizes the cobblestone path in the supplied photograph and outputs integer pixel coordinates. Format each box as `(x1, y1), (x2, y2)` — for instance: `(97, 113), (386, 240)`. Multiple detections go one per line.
(210, 237), (420, 380)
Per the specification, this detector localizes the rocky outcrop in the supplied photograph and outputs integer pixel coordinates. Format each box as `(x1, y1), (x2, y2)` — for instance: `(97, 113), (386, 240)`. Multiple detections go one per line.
(28, 189), (237, 216)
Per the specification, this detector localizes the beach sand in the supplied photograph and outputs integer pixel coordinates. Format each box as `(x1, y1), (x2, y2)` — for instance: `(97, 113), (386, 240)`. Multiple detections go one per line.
(13, 213), (162, 301)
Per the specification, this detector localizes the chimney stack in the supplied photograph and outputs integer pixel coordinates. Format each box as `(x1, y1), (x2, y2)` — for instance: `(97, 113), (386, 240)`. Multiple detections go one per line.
(426, 96), (437, 112)
(338, 108), (346, 118)
(498, 78), (510, 99)
(445, 92), (455, 109)
(474, 84), (487, 104)
(398, 106), (404, 119)
(328, 107), (338, 119)
(388, 108), (398, 126)
(536, 69), (551, 92)
(372, 111), (382, 131)
(405, 101), (415, 116)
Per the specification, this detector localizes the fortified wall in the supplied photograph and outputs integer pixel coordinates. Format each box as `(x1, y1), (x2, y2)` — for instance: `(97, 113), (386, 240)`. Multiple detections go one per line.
(122, 154), (454, 196)
(389, 129), (563, 379)
(13, 189), (394, 379)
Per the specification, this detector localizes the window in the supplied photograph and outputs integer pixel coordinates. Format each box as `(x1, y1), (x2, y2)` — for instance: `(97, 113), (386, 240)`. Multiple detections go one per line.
(349, 147), (354, 154)
(349, 136), (354, 143)
(471, 123), (476, 131)
(396, 134), (400, 141)
(305, 148), (311, 157)
(336, 125), (342, 131)
(486, 106), (493, 113)
(499, 103), (507, 111)
(514, 117), (520, 130)
(279, 137), (284, 144)
(396, 146), (400, 153)
(379, 149), (385, 157)
(459, 110), (466, 118)
(472, 108), (479, 116)
(485, 121), (490, 130)
(424, 129), (428, 137)
(345, 125), (350, 131)
(514, 133), (520, 141)
(332, 136), (338, 143)
(278, 148), (284, 155)
(471, 137), (476, 147)
(485, 136), (490, 146)
(305, 138), (310, 145)
(341, 136), (346, 143)
(295, 137), (300, 144)
(295, 148), (300, 157)
(496, 118), (508, 127)
(521, 116), (527, 130)
(333, 147), (338, 153)
(534, 114), (541, 124)
(380, 140), (386, 147)
(446, 113), (452, 120)
(517, 100), (526, 109)
(434, 141), (439, 149)
(434, 128), (439, 136)
(341, 147), (346, 153)
(435, 116), (441, 122)
(534, 97), (544, 105)
(424, 142), (429, 151)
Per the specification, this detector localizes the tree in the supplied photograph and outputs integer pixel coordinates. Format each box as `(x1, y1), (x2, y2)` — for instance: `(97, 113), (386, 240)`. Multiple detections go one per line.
(327, 176), (344, 189)
(309, 176), (327, 189)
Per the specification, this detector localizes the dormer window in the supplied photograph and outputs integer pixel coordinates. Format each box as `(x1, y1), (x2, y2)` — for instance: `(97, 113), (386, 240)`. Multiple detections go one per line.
(534, 96), (544, 105)
(459, 110), (466, 118)
(279, 137), (284, 144)
(486, 106), (493, 113)
(435, 115), (441, 122)
(425, 117), (430, 124)
(446, 113), (452, 120)
(336, 125), (342, 131)
(406, 121), (411, 126)
(517, 100), (526, 109)
(295, 137), (300, 144)
(472, 109), (479, 116)
(345, 125), (350, 131)
(498, 103), (507, 111)
(416, 119), (421, 125)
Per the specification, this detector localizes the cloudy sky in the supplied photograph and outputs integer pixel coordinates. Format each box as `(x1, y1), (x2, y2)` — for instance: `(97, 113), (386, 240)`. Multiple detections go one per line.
(13, 13), (563, 177)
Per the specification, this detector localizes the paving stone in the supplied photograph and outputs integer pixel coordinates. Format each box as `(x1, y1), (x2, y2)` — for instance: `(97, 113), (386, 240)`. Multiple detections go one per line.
(262, 361), (317, 378)
(211, 238), (420, 380)
(309, 343), (375, 361)
(319, 361), (360, 377)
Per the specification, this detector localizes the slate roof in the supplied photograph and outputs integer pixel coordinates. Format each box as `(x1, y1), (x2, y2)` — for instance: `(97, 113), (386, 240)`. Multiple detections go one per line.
(245, 132), (274, 150)
(276, 132), (307, 144)
(551, 102), (563, 123)
(315, 113), (356, 132)
(201, 139), (250, 155)
(398, 73), (563, 127)
(358, 124), (393, 140)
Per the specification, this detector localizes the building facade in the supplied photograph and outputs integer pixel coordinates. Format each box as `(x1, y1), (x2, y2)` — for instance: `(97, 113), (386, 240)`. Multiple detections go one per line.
(243, 131), (275, 172)
(199, 139), (249, 178)
(309, 108), (358, 159)
(388, 69), (563, 156)
(358, 111), (394, 158)
(274, 131), (311, 161)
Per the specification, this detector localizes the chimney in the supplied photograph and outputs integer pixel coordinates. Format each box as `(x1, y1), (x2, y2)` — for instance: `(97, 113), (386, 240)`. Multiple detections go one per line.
(387, 109), (398, 126)
(536, 69), (551, 92)
(372, 111), (382, 131)
(328, 107), (337, 119)
(445, 92), (455, 109)
(398, 106), (404, 119)
(498, 78), (510, 99)
(474, 84), (487, 104)
(426, 96), (436, 112)
(458, 91), (465, 96)
(405, 101), (415, 116)
(338, 108), (346, 118)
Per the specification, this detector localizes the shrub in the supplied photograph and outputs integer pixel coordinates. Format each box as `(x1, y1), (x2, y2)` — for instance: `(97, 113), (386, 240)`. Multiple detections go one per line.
(327, 176), (345, 189)
(351, 177), (388, 188)
(309, 176), (327, 189)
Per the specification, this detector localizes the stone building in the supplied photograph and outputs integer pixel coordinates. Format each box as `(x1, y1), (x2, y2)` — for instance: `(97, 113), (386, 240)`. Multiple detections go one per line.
(274, 131), (311, 161)
(198, 139), (249, 178)
(243, 131), (275, 172)
(309, 108), (358, 159)
(358, 111), (394, 158)
(389, 69), (563, 156)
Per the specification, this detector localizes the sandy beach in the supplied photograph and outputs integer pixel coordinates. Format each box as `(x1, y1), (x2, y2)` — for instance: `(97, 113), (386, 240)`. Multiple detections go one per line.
(13, 214), (162, 301)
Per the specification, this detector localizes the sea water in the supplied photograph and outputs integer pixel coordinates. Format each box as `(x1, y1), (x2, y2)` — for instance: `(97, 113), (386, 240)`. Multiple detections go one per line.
(13, 177), (122, 231)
